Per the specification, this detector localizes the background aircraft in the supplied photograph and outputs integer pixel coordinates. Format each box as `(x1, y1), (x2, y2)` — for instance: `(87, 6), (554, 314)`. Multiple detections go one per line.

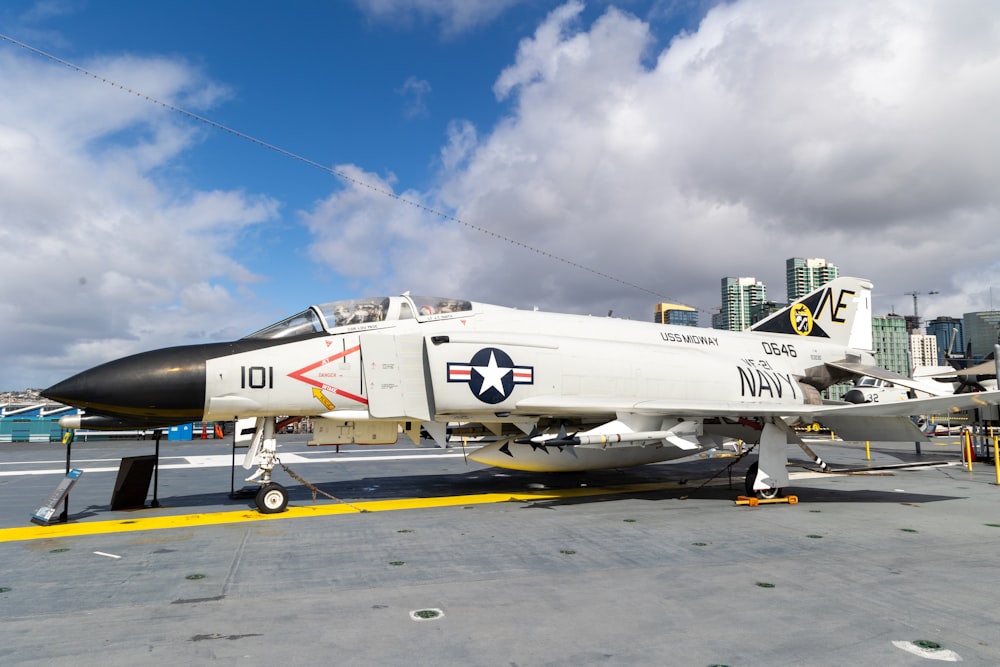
(43, 278), (1000, 513)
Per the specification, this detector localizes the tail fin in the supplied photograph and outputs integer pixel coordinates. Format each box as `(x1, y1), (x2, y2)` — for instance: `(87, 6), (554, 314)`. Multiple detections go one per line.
(751, 277), (873, 350)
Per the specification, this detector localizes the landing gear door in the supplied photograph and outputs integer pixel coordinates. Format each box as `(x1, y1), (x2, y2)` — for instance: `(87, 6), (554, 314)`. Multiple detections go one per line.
(359, 333), (433, 421)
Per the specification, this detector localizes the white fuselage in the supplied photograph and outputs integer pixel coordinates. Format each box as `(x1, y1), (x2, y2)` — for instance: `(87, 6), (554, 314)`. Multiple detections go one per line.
(203, 303), (869, 425)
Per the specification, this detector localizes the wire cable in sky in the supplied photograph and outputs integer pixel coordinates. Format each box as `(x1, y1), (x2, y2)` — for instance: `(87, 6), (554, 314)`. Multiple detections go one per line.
(0, 31), (692, 305)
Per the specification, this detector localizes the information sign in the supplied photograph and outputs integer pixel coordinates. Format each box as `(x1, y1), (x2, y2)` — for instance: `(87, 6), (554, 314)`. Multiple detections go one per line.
(31, 468), (84, 525)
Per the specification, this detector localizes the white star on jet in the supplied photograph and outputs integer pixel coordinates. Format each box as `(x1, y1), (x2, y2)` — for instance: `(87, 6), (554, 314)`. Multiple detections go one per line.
(474, 350), (511, 397)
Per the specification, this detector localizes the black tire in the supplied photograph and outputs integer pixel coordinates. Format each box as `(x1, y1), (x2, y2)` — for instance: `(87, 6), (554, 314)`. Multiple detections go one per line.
(745, 462), (782, 499)
(255, 483), (289, 514)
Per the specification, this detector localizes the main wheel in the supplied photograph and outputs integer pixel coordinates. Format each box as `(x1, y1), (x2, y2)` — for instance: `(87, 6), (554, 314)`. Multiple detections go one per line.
(255, 483), (289, 514)
(744, 462), (782, 499)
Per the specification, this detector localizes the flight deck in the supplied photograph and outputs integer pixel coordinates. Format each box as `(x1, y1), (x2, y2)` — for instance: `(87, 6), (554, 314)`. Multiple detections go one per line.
(1, 435), (998, 665)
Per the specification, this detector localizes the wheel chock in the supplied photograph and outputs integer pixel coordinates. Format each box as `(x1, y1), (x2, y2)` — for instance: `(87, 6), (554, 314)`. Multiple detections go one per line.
(735, 495), (798, 506)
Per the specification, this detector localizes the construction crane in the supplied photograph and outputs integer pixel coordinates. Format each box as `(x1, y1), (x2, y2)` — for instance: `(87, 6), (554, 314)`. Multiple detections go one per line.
(905, 290), (939, 323)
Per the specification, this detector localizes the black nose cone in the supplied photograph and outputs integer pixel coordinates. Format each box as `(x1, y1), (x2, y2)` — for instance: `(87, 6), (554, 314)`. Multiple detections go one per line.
(43, 344), (214, 423)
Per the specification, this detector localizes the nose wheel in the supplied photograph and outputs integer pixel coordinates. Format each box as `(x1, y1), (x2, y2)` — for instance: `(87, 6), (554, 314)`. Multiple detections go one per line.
(255, 483), (289, 513)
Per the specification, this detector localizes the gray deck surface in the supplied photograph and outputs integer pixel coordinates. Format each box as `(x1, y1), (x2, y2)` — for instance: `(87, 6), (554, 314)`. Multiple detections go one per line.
(1, 434), (997, 665)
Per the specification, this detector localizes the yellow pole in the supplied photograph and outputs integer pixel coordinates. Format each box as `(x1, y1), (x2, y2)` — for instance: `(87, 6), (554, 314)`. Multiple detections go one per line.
(865, 440), (870, 461)
(994, 435), (999, 486)
(965, 430), (973, 471)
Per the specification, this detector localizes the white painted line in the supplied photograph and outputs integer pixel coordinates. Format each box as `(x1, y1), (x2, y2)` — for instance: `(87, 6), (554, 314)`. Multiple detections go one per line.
(0, 447), (451, 468)
(93, 551), (121, 559)
(0, 457), (125, 466)
(0, 466), (123, 477)
(0, 450), (476, 476)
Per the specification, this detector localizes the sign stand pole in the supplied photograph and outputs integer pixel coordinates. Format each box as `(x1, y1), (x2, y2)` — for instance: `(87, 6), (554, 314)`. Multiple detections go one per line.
(59, 431), (73, 523)
(231, 417), (237, 497)
(150, 430), (161, 508)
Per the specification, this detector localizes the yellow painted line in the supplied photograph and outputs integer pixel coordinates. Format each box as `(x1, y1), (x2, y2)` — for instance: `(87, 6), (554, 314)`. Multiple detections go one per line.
(0, 481), (685, 543)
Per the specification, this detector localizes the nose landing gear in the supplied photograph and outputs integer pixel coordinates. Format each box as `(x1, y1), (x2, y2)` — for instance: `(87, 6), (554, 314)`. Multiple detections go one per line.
(244, 417), (290, 513)
(255, 483), (289, 513)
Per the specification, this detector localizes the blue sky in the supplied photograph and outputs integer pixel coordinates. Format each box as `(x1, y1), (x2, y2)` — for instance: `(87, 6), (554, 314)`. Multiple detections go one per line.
(2, 0), (1000, 390)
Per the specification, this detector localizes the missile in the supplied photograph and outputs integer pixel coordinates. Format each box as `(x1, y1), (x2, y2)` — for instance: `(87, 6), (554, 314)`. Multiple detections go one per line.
(520, 430), (684, 448)
(517, 425), (702, 451)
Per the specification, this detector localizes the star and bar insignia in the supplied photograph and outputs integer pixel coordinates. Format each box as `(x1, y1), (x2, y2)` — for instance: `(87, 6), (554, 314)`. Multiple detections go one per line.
(447, 347), (534, 404)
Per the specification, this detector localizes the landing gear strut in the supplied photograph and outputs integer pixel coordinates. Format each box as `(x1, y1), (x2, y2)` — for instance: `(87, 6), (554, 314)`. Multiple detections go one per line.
(244, 417), (289, 513)
(744, 420), (792, 500)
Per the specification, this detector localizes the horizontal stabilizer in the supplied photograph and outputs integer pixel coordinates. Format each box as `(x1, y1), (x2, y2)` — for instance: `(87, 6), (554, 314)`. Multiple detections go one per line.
(825, 360), (948, 397)
(817, 389), (1000, 418)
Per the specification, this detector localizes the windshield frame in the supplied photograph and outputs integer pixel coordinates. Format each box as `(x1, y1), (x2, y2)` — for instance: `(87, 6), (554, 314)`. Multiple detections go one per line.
(242, 294), (475, 340)
(242, 308), (326, 340)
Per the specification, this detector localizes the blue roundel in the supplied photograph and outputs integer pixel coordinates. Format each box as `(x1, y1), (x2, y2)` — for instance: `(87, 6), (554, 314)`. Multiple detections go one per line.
(447, 347), (534, 404)
(468, 347), (516, 404)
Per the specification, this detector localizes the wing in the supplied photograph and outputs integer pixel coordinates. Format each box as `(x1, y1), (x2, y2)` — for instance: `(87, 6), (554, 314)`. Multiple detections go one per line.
(514, 390), (1000, 443)
(517, 390), (1000, 419)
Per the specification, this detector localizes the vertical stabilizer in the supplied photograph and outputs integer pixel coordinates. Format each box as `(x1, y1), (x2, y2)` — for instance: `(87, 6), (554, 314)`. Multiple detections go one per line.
(750, 277), (873, 350)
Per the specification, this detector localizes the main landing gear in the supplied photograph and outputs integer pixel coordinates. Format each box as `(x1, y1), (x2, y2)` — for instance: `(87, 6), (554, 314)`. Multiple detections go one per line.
(743, 418), (832, 501)
(743, 420), (794, 500)
(744, 462), (782, 500)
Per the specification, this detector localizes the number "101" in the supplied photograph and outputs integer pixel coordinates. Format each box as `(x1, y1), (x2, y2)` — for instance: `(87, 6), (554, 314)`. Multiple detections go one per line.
(241, 365), (274, 389)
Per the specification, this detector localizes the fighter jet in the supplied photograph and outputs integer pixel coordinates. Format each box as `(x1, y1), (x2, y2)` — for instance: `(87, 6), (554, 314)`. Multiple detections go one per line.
(43, 278), (1000, 513)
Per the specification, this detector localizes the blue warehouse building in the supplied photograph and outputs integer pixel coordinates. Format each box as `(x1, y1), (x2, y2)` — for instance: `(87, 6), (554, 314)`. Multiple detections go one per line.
(0, 402), (75, 442)
(0, 401), (223, 442)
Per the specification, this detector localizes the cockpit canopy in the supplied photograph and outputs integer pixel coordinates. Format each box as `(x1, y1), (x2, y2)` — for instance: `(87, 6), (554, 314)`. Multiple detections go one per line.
(244, 295), (473, 340)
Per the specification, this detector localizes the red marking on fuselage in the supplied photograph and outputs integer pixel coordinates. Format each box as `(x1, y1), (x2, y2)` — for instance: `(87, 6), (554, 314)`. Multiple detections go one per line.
(288, 345), (368, 405)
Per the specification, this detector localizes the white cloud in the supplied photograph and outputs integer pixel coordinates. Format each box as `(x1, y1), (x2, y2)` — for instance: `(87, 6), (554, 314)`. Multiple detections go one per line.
(309, 0), (1000, 327)
(300, 165), (466, 295)
(396, 75), (432, 118)
(354, 0), (527, 34)
(0, 50), (278, 388)
(440, 119), (478, 171)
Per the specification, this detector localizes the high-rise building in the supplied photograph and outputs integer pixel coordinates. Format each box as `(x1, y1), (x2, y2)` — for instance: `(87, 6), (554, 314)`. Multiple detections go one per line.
(749, 301), (783, 326)
(654, 303), (698, 327)
(719, 277), (766, 331)
(926, 316), (964, 365)
(909, 334), (938, 370)
(872, 314), (910, 374)
(786, 257), (839, 302)
(962, 311), (1000, 361)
